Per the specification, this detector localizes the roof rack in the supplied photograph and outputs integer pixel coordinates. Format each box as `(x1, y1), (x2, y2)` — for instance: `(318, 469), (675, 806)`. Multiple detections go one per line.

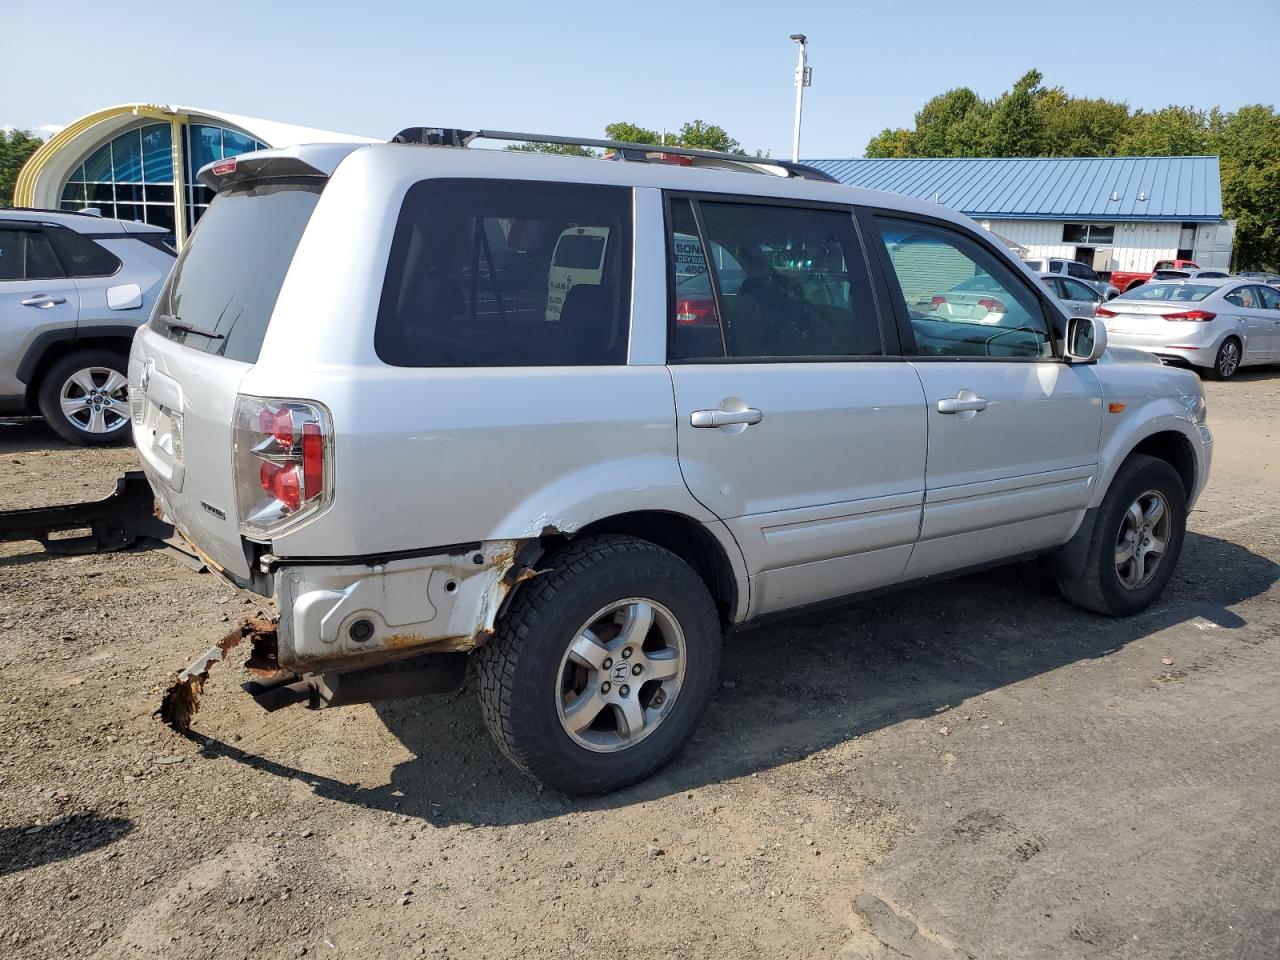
(389, 127), (838, 183)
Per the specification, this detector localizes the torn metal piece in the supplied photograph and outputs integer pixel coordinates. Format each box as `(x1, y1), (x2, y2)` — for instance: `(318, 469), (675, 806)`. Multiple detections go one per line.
(156, 617), (278, 730)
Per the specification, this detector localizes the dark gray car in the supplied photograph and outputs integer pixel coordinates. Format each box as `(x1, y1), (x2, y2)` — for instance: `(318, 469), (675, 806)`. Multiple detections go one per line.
(0, 209), (174, 443)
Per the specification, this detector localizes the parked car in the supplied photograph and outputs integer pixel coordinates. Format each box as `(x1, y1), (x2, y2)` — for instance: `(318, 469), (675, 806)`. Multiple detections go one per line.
(1152, 268), (1231, 282)
(1110, 259), (1199, 294)
(1039, 272), (1104, 318)
(1024, 257), (1119, 300)
(1236, 271), (1280, 286)
(1, 209), (174, 444)
(1097, 278), (1280, 379)
(132, 132), (1212, 793)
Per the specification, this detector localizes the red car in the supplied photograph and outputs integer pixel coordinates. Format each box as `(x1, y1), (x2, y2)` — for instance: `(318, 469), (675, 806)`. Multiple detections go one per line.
(1110, 259), (1199, 294)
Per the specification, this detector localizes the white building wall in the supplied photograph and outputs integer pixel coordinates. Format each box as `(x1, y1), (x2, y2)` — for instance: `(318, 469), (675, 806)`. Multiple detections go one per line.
(984, 219), (1186, 273)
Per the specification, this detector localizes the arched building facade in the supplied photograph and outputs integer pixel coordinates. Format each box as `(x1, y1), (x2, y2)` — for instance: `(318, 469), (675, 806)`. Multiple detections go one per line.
(15, 104), (371, 247)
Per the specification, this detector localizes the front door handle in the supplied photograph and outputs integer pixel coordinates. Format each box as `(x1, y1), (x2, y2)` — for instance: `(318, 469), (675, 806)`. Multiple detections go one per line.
(21, 295), (68, 309)
(691, 407), (763, 428)
(937, 394), (988, 415)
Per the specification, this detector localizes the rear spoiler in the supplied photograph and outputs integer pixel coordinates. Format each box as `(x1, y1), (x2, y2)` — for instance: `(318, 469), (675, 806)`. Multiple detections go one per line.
(197, 143), (365, 192)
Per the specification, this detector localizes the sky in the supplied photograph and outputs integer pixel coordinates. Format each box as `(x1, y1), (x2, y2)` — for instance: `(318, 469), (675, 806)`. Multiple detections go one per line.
(5, 0), (1280, 159)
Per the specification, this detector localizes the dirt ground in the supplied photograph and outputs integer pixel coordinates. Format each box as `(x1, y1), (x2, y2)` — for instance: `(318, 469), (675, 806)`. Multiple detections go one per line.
(2, 371), (1278, 960)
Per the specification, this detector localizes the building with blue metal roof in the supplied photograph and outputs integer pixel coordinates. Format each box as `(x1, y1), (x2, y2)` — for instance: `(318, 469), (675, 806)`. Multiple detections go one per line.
(802, 155), (1234, 272)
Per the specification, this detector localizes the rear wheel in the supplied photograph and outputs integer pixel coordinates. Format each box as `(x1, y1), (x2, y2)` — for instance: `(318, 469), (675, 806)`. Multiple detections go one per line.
(36, 349), (132, 446)
(1057, 454), (1186, 616)
(1207, 337), (1241, 381)
(473, 535), (721, 794)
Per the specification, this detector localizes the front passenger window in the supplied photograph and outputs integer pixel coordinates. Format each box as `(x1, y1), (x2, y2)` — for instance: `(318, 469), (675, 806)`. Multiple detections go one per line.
(873, 217), (1054, 359)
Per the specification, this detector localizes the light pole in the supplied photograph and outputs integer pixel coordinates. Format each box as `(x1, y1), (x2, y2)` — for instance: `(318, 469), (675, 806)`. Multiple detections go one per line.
(789, 34), (811, 163)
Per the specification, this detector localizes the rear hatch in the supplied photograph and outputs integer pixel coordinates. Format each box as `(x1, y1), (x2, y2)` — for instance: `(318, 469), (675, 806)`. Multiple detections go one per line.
(130, 167), (329, 581)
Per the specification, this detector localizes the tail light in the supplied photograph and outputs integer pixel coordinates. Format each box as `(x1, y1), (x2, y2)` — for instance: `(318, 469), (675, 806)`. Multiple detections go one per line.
(233, 396), (333, 537)
(929, 295), (948, 310)
(1162, 310), (1216, 322)
(676, 298), (715, 325)
(1095, 306), (1117, 318)
(976, 297), (1005, 315)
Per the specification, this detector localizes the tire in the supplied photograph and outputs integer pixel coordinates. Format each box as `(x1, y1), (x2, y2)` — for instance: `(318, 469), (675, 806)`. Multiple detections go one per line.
(1207, 337), (1242, 381)
(1056, 454), (1187, 616)
(36, 348), (132, 446)
(473, 534), (722, 794)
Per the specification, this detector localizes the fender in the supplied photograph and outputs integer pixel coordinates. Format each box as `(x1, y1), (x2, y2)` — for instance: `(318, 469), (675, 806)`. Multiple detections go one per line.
(482, 453), (752, 621)
(1093, 404), (1207, 509)
(16, 324), (141, 385)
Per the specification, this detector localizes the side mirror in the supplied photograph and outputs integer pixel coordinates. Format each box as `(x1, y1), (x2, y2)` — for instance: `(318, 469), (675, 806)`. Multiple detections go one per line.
(1065, 315), (1106, 363)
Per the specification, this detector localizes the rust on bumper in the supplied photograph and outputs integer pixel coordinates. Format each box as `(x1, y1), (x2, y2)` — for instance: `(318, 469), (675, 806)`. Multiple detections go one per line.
(156, 617), (278, 731)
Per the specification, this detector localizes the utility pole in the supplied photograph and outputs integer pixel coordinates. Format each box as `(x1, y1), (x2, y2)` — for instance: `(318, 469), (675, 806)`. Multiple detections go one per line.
(790, 34), (811, 163)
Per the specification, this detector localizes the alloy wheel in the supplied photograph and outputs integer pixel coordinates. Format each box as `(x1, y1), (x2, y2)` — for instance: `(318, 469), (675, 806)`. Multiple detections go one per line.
(59, 367), (130, 435)
(1115, 489), (1171, 590)
(555, 598), (686, 753)
(1218, 340), (1240, 378)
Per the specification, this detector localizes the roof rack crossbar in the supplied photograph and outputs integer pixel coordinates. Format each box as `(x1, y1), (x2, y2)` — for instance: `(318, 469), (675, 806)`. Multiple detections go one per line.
(389, 127), (838, 183)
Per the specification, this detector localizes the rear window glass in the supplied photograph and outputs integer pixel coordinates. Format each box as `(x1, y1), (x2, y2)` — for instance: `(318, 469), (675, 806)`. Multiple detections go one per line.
(151, 180), (322, 363)
(375, 179), (632, 367)
(1118, 283), (1214, 302)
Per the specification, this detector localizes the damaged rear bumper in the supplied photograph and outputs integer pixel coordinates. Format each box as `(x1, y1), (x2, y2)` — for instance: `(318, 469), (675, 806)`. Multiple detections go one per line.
(272, 539), (537, 673)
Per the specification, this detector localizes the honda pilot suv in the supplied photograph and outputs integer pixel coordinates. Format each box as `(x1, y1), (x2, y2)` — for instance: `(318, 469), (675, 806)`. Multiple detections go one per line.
(132, 130), (1212, 794)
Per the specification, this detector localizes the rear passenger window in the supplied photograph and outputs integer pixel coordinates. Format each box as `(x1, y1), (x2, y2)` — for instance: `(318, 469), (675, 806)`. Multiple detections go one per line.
(376, 179), (632, 367)
(872, 217), (1054, 360)
(667, 198), (882, 361)
(0, 227), (65, 281)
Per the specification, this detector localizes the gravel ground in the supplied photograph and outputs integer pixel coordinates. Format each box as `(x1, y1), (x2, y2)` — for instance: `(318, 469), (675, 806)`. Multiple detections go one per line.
(1, 371), (1277, 960)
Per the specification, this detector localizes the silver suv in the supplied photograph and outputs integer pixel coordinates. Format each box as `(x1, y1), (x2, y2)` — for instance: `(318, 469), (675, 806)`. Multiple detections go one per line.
(132, 131), (1212, 794)
(1, 209), (174, 444)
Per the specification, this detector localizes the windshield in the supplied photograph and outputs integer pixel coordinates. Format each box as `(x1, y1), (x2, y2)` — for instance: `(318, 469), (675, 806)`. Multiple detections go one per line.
(1117, 283), (1215, 303)
(1023, 259), (1046, 272)
(152, 180), (323, 363)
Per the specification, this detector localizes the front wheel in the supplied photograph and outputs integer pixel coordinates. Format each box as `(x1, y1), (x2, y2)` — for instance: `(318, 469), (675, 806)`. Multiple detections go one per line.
(1057, 454), (1187, 616)
(473, 535), (721, 794)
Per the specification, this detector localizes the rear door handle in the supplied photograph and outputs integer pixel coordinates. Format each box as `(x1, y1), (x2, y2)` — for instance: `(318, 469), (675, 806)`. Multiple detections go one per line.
(691, 407), (763, 428)
(938, 395), (988, 414)
(21, 295), (68, 308)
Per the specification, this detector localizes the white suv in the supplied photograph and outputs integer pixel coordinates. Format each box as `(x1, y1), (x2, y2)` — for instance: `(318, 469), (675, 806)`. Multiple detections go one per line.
(133, 130), (1212, 794)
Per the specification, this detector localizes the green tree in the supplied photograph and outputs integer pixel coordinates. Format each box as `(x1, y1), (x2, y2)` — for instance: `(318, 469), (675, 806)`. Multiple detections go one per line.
(1, 128), (43, 207)
(674, 120), (743, 155)
(1039, 89), (1130, 156)
(603, 122), (662, 146)
(1118, 106), (1210, 156)
(504, 141), (597, 157)
(865, 127), (915, 158)
(983, 69), (1047, 156)
(914, 87), (985, 156)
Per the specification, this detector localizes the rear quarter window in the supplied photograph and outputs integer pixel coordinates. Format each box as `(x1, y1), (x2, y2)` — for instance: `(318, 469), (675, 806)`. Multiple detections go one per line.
(375, 179), (632, 367)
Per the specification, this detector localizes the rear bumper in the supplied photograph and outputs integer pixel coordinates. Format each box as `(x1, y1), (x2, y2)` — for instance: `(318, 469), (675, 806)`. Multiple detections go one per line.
(271, 540), (532, 673)
(1105, 330), (1219, 368)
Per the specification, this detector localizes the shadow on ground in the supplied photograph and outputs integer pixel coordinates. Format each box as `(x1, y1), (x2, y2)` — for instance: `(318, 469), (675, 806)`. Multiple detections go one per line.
(0, 813), (134, 876)
(186, 530), (1277, 827)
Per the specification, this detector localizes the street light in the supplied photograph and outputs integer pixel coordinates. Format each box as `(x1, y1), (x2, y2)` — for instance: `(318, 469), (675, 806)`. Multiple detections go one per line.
(789, 34), (811, 163)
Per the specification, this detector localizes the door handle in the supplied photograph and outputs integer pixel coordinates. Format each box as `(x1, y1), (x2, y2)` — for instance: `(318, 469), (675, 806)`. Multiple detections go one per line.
(938, 395), (988, 414)
(691, 407), (763, 428)
(21, 295), (67, 309)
